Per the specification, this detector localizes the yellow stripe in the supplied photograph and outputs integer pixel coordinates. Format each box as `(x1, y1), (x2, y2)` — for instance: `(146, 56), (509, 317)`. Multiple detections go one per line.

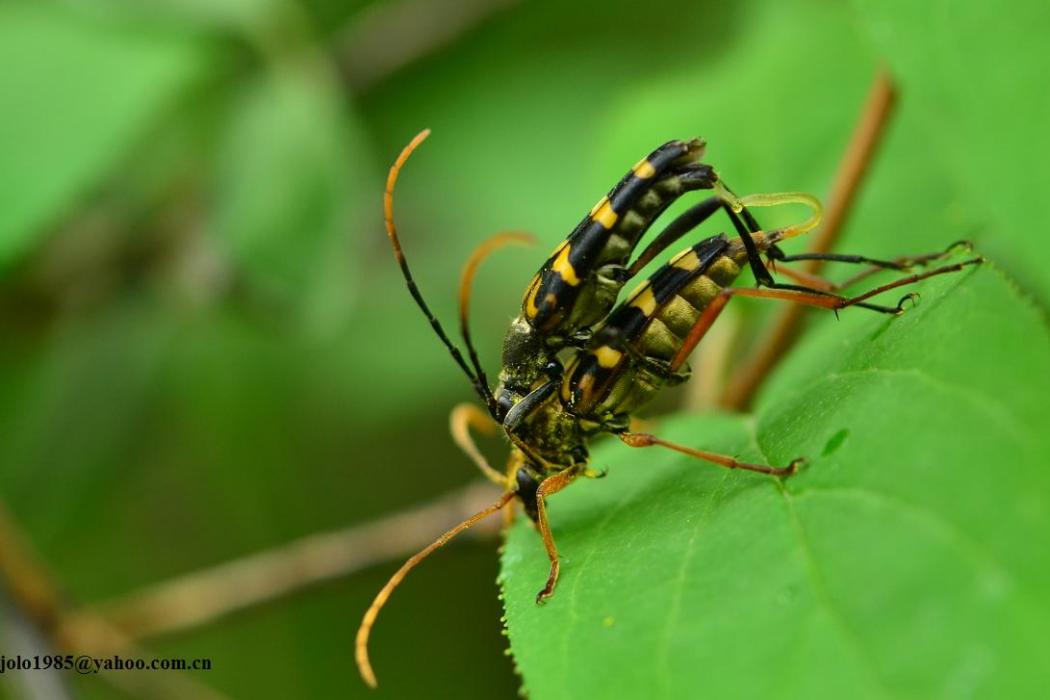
(524, 276), (540, 318)
(591, 197), (619, 229)
(625, 279), (646, 298)
(594, 345), (623, 369)
(632, 158), (656, 179)
(560, 356), (580, 402)
(551, 244), (581, 286)
(671, 249), (700, 270)
(630, 287), (658, 316)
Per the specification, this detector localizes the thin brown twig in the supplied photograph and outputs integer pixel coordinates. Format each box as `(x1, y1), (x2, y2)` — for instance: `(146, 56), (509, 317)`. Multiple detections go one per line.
(66, 481), (502, 643)
(719, 69), (897, 411)
(0, 501), (232, 700)
(0, 505), (64, 631)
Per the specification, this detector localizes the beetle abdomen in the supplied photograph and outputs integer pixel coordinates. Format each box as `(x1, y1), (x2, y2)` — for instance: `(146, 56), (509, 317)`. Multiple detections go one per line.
(561, 234), (748, 418)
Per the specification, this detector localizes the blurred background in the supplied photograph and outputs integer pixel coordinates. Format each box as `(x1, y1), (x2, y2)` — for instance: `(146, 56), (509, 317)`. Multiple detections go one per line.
(1, 0), (1045, 698)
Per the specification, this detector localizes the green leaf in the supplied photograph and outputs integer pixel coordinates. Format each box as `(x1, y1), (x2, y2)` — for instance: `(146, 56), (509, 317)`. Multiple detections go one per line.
(0, 3), (207, 271)
(501, 4), (1050, 695)
(210, 64), (368, 329)
(852, 0), (1050, 304)
(501, 266), (1050, 699)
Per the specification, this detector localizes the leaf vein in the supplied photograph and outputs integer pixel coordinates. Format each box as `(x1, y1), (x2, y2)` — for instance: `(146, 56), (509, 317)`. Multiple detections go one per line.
(654, 469), (731, 695)
(793, 486), (1012, 584)
(747, 418), (896, 699)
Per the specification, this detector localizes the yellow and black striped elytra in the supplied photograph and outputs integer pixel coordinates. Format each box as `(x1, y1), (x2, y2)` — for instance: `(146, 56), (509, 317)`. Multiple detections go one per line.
(561, 233), (738, 419)
(497, 140), (740, 428)
(355, 130), (983, 688)
(522, 138), (717, 339)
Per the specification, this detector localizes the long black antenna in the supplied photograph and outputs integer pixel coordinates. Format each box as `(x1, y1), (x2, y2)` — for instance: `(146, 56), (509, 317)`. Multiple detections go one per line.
(384, 129), (490, 404)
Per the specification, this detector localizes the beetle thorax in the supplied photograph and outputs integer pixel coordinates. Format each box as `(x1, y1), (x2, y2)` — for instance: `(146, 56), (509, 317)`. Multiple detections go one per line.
(509, 398), (587, 471)
(497, 316), (549, 393)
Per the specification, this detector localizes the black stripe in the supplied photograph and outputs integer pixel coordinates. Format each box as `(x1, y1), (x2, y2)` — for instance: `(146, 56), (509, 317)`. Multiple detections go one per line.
(598, 305), (649, 342)
(596, 234), (728, 345)
(647, 235), (729, 303)
(527, 139), (709, 332)
(564, 354), (613, 413)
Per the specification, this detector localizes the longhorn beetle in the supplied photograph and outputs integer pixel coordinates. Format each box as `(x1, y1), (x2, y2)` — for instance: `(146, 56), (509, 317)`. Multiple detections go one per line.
(355, 129), (982, 687)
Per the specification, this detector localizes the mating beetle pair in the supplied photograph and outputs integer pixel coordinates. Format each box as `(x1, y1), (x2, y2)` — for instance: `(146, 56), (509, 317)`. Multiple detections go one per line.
(355, 130), (980, 687)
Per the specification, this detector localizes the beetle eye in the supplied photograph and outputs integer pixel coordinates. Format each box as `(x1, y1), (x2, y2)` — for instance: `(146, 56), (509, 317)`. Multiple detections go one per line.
(496, 394), (514, 419)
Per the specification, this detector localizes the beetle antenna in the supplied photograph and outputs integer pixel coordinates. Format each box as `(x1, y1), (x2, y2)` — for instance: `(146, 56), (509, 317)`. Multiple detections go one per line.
(384, 129), (491, 404)
(355, 490), (516, 688)
(459, 232), (536, 417)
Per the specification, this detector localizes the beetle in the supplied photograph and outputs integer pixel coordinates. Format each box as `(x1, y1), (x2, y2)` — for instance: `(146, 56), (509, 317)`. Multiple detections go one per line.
(354, 130), (981, 687)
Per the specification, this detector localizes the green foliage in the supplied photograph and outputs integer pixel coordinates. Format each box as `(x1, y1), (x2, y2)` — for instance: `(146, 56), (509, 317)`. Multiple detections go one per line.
(210, 64), (365, 327)
(855, 0), (1050, 304)
(1, 0), (1046, 698)
(0, 3), (207, 269)
(501, 3), (1050, 697)
(503, 266), (1050, 699)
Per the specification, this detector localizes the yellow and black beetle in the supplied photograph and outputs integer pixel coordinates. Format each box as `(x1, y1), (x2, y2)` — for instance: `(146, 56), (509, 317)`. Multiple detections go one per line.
(355, 129), (980, 687)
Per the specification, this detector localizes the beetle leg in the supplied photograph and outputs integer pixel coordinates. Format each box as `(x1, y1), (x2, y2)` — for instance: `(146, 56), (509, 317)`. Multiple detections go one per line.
(669, 257), (982, 373)
(534, 467), (580, 604)
(449, 403), (507, 486)
(618, 432), (802, 476)
(766, 240), (975, 292)
(628, 196), (725, 276)
(502, 450), (526, 527)
(626, 189), (800, 282)
(758, 257), (982, 309)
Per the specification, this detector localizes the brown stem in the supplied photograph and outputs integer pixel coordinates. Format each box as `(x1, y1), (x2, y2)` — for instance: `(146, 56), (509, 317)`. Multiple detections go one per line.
(719, 68), (897, 410)
(69, 482), (501, 642)
(0, 501), (232, 700)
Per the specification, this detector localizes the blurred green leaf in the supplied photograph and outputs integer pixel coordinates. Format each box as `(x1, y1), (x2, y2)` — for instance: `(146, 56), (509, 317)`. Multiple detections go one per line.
(500, 9), (1050, 693)
(853, 0), (1050, 303)
(210, 62), (369, 329)
(0, 3), (208, 271)
(502, 266), (1050, 699)
(0, 305), (177, 549)
(2, 0), (1044, 698)
(593, 0), (874, 204)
